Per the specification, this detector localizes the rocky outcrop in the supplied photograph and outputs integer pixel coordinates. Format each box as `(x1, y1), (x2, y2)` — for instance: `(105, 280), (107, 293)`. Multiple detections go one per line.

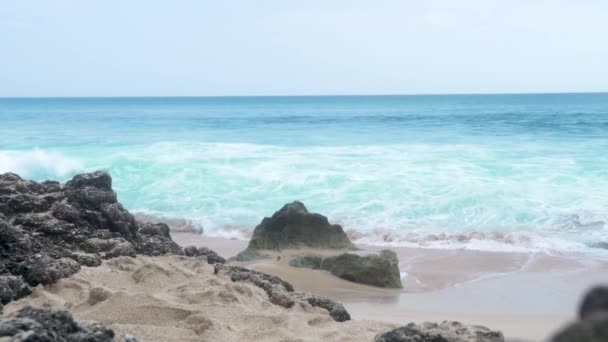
(551, 285), (608, 341)
(374, 321), (504, 342)
(215, 264), (351, 322)
(0, 306), (115, 341)
(290, 249), (403, 288)
(234, 201), (354, 260)
(0, 171), (223, 308)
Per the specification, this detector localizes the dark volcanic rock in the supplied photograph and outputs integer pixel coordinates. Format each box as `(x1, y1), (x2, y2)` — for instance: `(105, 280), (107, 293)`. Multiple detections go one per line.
(235, 201), (354, 260)
(551, 285), (608, 341)
(184, 246), (226, 264)
(0, 171), (190, 307)
(137, 222), (183, 256)
(290, 249), (403, 288)
(375, 321), (504, 342)
(215, 264), (351, 322)
(579, 285), (608, 319)
(551, 313), (608, 342)
(19, 254), (81, 286)
(0, 306), (115, 341)
(0, 276), (31, 305)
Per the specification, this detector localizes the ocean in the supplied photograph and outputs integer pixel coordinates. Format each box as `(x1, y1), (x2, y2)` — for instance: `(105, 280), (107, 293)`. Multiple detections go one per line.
(1, 94), (607, 255)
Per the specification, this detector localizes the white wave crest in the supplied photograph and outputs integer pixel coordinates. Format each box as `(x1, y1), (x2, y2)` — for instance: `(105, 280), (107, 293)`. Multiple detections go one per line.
(0, 149), (83, 179)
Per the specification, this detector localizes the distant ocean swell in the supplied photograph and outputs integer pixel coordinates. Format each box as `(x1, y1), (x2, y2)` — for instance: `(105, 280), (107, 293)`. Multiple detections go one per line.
(2, 144), (607, 256)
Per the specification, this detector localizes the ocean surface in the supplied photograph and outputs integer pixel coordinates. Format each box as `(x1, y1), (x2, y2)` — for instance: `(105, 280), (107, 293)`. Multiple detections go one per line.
(1, 94), (608, 255)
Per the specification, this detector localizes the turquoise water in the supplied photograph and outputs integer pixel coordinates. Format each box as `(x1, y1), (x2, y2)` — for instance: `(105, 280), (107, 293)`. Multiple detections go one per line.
(1, 94), (608, 253)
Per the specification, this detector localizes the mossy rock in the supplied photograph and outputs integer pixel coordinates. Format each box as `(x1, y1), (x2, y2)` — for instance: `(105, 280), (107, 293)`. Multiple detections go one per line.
(290, 250), (403, 288)
(247, 201), (354, 251)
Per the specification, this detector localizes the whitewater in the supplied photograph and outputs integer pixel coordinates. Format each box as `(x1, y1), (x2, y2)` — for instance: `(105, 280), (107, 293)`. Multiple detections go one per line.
(1, 94), (607, 255)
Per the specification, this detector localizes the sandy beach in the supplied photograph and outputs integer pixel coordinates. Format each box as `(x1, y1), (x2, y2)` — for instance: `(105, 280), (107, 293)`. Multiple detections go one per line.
(172, 232), (608, 341)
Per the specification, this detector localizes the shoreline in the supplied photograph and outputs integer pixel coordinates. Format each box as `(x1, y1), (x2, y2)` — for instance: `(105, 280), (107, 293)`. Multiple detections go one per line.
(173, 232), (608, 340)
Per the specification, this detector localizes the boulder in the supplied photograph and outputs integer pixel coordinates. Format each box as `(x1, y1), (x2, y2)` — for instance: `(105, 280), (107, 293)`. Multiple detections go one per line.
(579, 285), (608, 319)
(550, 285), (608, 341)
(290, 249), (403, 288)
(235, 201), (354, 260)
(0, 306), (115, 342)
(374, 321), (504, 342)
(18, 254), (81, 286)
(137, 222), (183, 256)
(184, 246), (226, 264)
(551, 312), (608, 342)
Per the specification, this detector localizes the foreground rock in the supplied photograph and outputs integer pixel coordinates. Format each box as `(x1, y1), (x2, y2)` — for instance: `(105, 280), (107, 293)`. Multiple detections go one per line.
(551, 285), (608, 341)
(234, 201), (354, 260)
(290, 249), (403, 288)
(215, 264), (351, 322)
(0, 306), (115, 341)
(0, 171), (191, 307)
(374, 321), (504, 342)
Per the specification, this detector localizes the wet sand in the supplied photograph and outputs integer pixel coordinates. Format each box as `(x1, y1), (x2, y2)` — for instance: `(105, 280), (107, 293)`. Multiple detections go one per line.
(173, 232), (608, 341)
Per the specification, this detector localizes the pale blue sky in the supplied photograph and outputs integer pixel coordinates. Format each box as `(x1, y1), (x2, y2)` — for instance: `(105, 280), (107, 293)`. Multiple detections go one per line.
(1, 0), (607, 96)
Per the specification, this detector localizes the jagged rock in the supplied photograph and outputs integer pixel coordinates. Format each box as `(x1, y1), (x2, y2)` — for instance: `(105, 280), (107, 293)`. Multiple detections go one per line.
(579, 285), (608, 319)
(290, 250), (403, 288)
(100, 203), (138, 239)
(215, 264), (351, 322)
(184, 246), (226, 264)
(0, 306), (114, 341)
(374, 321), (504, 342)
(0, 276), (31, 305)
(18, 254), (81, 286)
(137, 223), (183, 256)
(71, 253), (102, 267)
(105, 241), (137, 258)
(235, 201), (354, 260)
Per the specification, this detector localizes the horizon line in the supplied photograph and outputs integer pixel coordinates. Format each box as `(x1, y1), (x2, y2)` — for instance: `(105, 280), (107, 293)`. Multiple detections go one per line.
(1, 90), (607, 100)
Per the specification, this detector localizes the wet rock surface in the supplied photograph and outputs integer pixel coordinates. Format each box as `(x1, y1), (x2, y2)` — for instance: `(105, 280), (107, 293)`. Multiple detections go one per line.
(215, 264), (351, 322)
(0, 306), (114, 341)
(235, 201), (354, 260)
(290, 249), (403, 288)
(374, 321), (504, 342)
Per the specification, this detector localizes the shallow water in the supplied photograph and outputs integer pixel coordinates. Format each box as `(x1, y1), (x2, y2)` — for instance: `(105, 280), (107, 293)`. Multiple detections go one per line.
(1, 94), (607, 254)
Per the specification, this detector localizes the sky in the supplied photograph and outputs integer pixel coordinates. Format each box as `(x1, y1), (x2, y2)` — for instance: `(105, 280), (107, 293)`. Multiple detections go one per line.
(1, 0), (607, 97)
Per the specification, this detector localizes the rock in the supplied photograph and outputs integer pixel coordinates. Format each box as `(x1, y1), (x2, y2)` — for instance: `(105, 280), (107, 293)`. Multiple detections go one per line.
(215, 264), (351, 322)
(235, 201), (354, 260)
(290, 249), (403, 288)
(248, 201), (353, 250)
(551, 312), (608, 342)
(0, 306), (114, 341)
(374, 321), (504, 342)
(288, 254), (323, 269)
(136, 222), (183, 256)
(0, 172), (191, 307)
(184, 246), (226, 264)
(231, 247), (271, 262)
(105, 241), (137, 258)
(19, 255), (81, 286)
(100, 203), (138, 239)
(139, 222), (171, 238)
(72, 253), (103, 267)
(294, 293), (351, 322)
(65, 171), (113, 191)
(81, 238), (122, 253)
(579, 286), (608, 319)
(0, 276), (31, 305)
